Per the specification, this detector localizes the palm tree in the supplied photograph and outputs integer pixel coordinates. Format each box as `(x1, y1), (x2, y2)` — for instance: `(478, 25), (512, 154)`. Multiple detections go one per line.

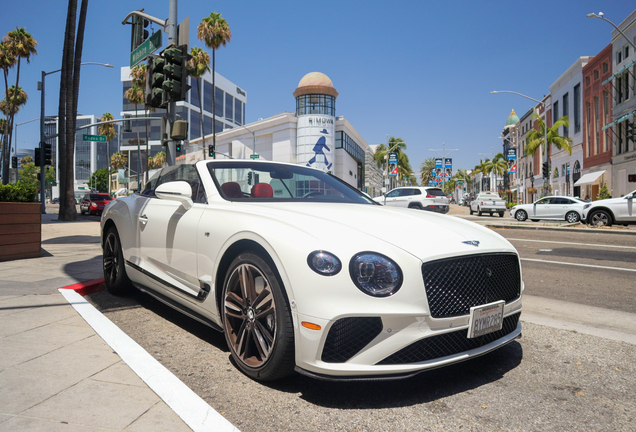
(472, 159), (490, 192)
(454, 168), (471, 193)
(125, 69), (145, 190)
(372, 137), (409, 191)
(420, 157), (436, 186)
(187, 47), (211, 159)
(483, 153), (507, 193)
(20, 155), (33, 164)
(110, 152), (127, 171)
(98, 112), (117, 195)
(197, 12), (232, 158)
(526, 113), (573, 157)
(149, 151), (166, 169)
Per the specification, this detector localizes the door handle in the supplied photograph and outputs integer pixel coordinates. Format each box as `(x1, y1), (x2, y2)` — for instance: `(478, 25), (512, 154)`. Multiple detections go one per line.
(139, 214), (148, 224)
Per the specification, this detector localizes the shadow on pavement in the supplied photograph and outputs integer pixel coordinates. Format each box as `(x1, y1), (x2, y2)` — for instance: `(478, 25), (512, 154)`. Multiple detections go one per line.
(43, 235), (101, 245)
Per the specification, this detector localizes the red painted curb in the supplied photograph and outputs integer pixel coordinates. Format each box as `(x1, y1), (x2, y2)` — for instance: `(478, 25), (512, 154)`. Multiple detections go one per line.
(59, 278), (106, 296)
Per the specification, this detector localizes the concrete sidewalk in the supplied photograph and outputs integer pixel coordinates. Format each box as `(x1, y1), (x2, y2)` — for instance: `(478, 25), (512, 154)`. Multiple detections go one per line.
(0, 214), (192, 431)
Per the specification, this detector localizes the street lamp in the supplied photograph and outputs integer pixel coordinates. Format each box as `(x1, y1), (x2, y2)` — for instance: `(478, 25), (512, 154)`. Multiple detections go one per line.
(587, 12), (636, 51)
(236, 124), (256, 157)
(491, 90), (548, 196)
(38, 62), (113, 214)
(13, 118), (39, 183)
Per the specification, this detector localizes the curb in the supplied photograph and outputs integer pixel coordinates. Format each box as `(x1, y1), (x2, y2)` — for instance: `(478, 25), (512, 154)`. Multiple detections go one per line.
(485, 224), (636, 235)
(59, 278), (106, 296)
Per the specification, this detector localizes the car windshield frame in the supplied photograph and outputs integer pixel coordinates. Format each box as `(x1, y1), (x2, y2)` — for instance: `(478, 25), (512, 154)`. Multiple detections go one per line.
(90, 194), (112, 201)
(207, 161), (376, 204)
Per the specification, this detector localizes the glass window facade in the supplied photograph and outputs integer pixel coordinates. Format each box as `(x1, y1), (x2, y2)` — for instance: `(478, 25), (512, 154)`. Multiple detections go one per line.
(75, 118), (92, 181)
(574, 84), (581, 133)
(234, 98), (243, 125)
(562, 92), (569, 137)
(191, 110), (201, 140)
(190, 77), (201, 108)
(296, 94), (336, 116)
(225, 93), (234, 122)
(204, 80), (213, 113)
(215, 87), (224, 118)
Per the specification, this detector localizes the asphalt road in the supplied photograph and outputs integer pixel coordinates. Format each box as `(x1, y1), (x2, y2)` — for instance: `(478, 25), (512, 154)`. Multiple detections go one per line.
(82, 210), (636, 432)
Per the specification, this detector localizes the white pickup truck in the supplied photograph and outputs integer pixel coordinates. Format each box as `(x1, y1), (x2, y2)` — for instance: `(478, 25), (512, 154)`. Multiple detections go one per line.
(470, 192), (507, 217)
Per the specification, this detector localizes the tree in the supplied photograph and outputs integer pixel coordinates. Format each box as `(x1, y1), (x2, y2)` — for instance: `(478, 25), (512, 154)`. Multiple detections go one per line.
(58, 0), (89, 221)
(483, 152), (507, 193)
(525, 113), (573, 157)
(454, 168), (470, 193)
(472, 159), (490, 192)
(1, 28), (37, 185)
(148, 151), (166, 169)
(420, 157), (436, 186)
(187, 46), (211, 158)
(98, 112), (117, 194)
(88, 168), (108, 193)
(110, 152), (127, 171)
(372, 137), (410, 190)
(20, 155), (32, 164)
(125, 65), (146, 190)
(19, 162), (54, 190)
(197, 12), (232, 158)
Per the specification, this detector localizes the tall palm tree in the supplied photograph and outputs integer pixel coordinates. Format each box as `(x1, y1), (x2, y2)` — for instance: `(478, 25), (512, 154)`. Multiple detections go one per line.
(98, 112), (117, 195)
(472, 159), (491, 192)
(372, 137), (408, 191)
(125, 69), (145, 190)
(110, 152), (127, 171)
(197, 12), (232, 159)
(420, 157), (436, 186)
(187, 46), (211, 159)
(454, 168), (471, 193)
(483, 152), (507, 193)
(526, 113), (573, 157)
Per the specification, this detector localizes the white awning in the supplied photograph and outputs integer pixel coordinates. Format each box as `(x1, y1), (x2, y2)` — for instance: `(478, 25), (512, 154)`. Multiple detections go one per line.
(574, 170), (605, 186)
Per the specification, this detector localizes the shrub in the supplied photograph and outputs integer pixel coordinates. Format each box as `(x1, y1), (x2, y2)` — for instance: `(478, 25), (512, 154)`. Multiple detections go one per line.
(597, 184), (611, 200)
(0, 182), (38, 203)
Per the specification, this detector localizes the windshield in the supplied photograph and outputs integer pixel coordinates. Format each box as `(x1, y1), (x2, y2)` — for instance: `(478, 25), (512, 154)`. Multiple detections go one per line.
(90, 194), (112, 201)
(208, 161), (375, 204)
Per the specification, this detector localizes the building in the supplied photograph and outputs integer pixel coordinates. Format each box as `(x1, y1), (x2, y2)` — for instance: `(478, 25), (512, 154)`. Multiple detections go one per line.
(120, 66), (247, 190)
(603, 10), (636, 197)
(186, 72), (371, 192)
(513, 108), (536, 203)
(579, 44), (613, 200)
(549, 57), (590, 198)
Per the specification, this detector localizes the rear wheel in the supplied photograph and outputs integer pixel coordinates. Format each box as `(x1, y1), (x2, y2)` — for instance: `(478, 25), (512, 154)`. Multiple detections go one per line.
(515, 210), (527, 221)
(103, 227), (132, 295)
(565, 211), (580, 223)
(478, 207), (482, 216)
(222, 252), (294, 381)
(410, 203), (423, 210)
(498, 212), (505, 217)
(469, 207), (474, 215)
(589, 209), (612, 227)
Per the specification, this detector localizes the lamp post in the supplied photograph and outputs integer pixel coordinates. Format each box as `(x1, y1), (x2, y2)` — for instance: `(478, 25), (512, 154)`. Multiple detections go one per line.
(236, 124), (256, 156)
(491, 90), (548, 197)
(38, 62), (113, 214)
(587, 12), (636, 51)
(430, 142), (458, 193)
(13, 118), (39, 183)
(383, 140), (405, 193)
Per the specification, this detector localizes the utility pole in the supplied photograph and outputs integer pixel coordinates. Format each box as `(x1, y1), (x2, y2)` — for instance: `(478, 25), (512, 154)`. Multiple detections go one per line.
(429, 142), (458, 192)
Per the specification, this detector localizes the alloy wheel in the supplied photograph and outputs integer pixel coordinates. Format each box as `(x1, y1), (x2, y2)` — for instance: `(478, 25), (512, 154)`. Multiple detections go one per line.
(103, 232), (120, 287)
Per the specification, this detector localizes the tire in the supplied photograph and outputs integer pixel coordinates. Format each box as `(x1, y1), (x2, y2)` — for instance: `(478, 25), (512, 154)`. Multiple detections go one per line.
(499, 212), (505, 217)
(489, 212), (493, 216)
(410, 203), (423, 210)
(80, 206), (86, 215)
(565, 211), (580, 224)
(531, 219), (539, 222)
(478, 207), (482, 216)
(103, 227), (133, 295)
(588, 209), (612, 227)
(469, 208), (473, 215)
(515, 210), (528, 221)
(222, 252), (294, 381)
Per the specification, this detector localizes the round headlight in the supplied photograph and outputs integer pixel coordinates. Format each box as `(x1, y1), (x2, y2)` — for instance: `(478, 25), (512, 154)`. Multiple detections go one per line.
(307, 251), (341, 276)
(349, 252), (402, 297)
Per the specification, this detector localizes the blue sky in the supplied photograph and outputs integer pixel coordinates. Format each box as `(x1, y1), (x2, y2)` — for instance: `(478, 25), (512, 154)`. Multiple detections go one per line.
(3, 0), (635, 177)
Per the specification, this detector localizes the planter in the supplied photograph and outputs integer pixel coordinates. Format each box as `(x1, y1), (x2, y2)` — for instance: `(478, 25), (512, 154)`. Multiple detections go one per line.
(0, 202), (41, 262)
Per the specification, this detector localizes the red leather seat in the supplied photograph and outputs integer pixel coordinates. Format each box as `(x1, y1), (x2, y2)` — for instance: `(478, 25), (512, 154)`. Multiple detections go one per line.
(251, 183), (273, 198)
(221, 182), (245, 199)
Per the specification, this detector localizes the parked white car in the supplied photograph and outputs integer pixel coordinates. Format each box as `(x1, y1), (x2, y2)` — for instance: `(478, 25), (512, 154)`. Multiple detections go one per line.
(582, 189), (636, 227)
(373, 186), (450, 213)
(470, 192), (507, 217)
(101, 160), (523, 381)
(510, 196), (586, 223)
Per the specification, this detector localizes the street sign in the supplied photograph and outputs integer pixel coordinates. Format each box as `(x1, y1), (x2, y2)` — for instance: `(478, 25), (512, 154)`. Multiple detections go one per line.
(130, 30), (162, 67)
(250, 154), (260, 159)
(82, 134), (106, 142)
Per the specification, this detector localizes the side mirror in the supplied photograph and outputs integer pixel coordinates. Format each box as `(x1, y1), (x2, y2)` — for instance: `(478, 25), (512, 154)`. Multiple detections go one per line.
(155, 181), (193, 210)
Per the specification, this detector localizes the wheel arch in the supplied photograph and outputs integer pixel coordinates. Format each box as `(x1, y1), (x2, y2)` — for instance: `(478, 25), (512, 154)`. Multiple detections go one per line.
(588, 206), (616, 223)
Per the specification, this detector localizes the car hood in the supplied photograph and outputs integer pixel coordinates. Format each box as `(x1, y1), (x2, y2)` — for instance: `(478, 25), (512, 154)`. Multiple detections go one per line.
(236, 202), (516, 261)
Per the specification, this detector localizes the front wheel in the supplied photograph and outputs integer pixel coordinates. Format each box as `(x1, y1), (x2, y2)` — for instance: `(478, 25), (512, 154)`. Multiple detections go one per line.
(469, 207), (474, 215)
(589, 209), (612, 227)
(103, 227), (133, 295)
(222, 252), (295, 381)
(515, 210), (528, 221)
(565, 211), (580, 223)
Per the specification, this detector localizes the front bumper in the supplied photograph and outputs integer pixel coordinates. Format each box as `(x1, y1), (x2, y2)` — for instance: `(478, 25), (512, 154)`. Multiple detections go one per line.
(423, 205), (450, 214)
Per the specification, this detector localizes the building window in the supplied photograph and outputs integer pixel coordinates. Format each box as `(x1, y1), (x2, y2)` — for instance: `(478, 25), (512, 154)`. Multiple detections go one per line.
(553, 101), (559, 133)
(617, 51), (622, 64)
(617, 76), (623, 103)
(617, 122), (623, 154)
(225, 93), (234, 122)
(624, 72), (630, 102)
(603, 90), (609, 152)
(190, 78), (201, 108)
(586, 102), (591, 157)
(594, 70), (599, 80)
(603, 62), (608, 73)
(191, 110), (201, 140)
(574, 84), (581, 133)
(624, 46), (629, 59)
(215, 87), (224, 119)
(586, 76), (590, 86)
(234, 98), (243, 125)
(594, 96), (599, 155)
(563, 93), (569, 137)
(335, 131), (365, 165)
(295, 94), (336, 116)
(204, 81), (213, 113)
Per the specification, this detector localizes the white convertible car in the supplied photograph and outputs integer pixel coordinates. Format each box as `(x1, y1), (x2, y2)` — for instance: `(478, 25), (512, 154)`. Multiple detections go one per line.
(101, 160), (523, 381)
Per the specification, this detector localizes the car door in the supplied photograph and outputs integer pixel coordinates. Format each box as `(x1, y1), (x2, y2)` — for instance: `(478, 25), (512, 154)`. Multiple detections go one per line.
(383, 189), (402, 207)
(615, 191), (636, 222)
(552, 198), (571, 219)
(137, 165), (207, 299)
(395, 188), (415, 207)
(533, 198), (552, 219)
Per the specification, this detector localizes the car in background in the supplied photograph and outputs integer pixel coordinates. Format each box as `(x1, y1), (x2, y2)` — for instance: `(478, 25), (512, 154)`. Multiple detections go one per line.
(509, 196), (586, 223)
(470, 192), (506, 217)
(582, 189), (636, 227)
(373, 186), (450, 213)
(79, 193), (113, 215)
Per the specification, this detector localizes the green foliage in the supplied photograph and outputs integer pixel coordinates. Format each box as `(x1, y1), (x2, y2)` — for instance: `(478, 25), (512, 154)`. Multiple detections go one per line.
(19, 163), (54, 189)
(420, 157), (436, 185)
(89, 168), (109, 193)
(0, 181), (37, 202)
(597, 184), (611, 200)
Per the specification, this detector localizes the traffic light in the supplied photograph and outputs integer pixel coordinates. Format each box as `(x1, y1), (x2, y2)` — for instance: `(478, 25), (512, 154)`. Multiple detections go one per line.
(162, 44), (190, 103)
(11, 156), (17, 169)
(175, 142), (181, 153)
(34, 148), (41, 167)
(208, 145), (214, 158)
(629, 174), (636, 183)
(542, 162), (549, 179)
(247, 171), (253, 185)
(44, 142), (52, 165)
(130, 12), (149, 51)
(146, 54), (165, 108)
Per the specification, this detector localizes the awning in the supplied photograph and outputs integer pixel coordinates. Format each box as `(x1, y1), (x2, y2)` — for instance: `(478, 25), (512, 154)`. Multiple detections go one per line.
(602, 60), (636, 86)
(574, 170), (605, 186)
(602, 109), (635, 130)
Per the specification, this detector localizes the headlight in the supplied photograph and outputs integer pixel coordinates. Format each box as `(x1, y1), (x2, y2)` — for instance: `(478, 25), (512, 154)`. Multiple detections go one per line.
(583, 203), (591, 210)
(307, 251), (341, 276)
(349, 252), (402, 297)
(91, 202), (97, 207)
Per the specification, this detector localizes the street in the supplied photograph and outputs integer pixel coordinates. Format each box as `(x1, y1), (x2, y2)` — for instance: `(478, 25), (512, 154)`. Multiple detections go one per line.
(80, 206), (636, 432)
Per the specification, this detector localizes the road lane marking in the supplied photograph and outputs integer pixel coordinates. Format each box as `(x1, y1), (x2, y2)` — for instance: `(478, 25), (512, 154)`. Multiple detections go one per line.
(59, 289), (240, 432)
(509, 238), (636, 250)
(521, 258), (636, 272)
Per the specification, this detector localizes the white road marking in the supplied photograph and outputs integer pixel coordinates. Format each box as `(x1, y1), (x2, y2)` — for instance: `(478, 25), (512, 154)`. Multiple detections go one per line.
(508, 238), (636, 250)
(59, 289), (240, 432)
(521, 258), (636, 272)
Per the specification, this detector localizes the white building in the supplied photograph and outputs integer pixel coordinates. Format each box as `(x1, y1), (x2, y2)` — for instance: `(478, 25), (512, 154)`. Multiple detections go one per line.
(549, 57), (590, 198)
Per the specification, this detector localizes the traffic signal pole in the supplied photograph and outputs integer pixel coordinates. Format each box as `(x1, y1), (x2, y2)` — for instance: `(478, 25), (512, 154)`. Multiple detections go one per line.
(165, 0), (178, 167)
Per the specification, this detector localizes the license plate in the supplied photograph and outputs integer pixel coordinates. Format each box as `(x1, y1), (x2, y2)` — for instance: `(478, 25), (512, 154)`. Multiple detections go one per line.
(467, 301), (505, 338)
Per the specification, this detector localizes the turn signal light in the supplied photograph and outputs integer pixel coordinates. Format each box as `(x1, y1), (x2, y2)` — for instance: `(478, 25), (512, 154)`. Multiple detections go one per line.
(301, 321), (321, 331)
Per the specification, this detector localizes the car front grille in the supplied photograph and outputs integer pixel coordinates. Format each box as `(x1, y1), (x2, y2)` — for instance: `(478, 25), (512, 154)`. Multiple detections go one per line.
(321, 317), (383, 363)
(377, 312), (520, 365)
(421, 253), (521, 318)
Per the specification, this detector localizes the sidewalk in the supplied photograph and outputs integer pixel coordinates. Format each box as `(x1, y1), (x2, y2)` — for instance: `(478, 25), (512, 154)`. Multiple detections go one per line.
(0, 214), (193, 431)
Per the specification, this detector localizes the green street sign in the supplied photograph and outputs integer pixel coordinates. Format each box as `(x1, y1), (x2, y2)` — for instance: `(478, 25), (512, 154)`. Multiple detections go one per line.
(83, 134), (106, 142)
(250, 154), (260, 159)
(130, 31), (162, 67)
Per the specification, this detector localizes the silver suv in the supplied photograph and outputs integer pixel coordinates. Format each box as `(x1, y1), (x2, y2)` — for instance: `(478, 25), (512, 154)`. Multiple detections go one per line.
(374, 186), (450, 213)
(582, 189), (636, 227)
